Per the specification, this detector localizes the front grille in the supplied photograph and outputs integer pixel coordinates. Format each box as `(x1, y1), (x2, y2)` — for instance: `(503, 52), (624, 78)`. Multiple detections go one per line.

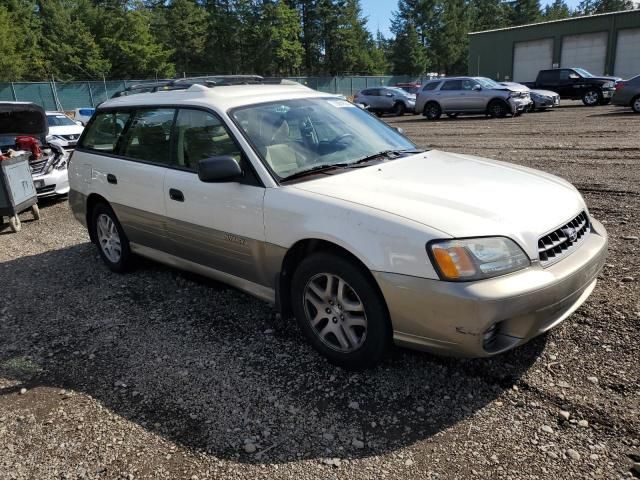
(538, 211), (590, 266)
(29, 158), (48, 174)
(61, 134), (79, 141)
(36, 184), (55, 194)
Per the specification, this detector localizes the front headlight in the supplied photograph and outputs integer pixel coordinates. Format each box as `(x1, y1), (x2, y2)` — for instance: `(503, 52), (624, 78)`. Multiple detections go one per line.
(428, 237), (530, 281)
(603, 82), (614, 88)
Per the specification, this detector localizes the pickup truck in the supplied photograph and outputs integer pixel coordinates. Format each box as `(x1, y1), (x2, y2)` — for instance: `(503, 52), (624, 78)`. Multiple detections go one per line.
(522, 68), (619, 106)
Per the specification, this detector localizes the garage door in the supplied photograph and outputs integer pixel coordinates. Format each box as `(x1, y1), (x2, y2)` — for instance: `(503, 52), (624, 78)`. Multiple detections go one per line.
(513, 39), (553, 82)
(560, 32), (607, 76)
(614, 28), (640, 79)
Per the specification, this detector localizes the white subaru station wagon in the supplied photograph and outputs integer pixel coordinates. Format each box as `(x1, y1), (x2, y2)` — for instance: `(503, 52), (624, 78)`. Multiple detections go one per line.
(68, 81), (607, 369)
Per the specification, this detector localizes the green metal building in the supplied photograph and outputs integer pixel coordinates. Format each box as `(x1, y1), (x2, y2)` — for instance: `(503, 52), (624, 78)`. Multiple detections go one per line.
(468, 10), (640, 82)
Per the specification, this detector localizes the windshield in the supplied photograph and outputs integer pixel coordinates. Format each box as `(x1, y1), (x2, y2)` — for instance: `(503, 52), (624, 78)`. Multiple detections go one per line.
(573, 68), (593, 78)
(475, 77), (501, 89)
(47, 114), (77, 127)
(231, 98), (416, 180)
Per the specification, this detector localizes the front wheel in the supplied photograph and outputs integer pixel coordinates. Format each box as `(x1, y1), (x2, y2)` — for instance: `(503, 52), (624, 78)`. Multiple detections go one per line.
(582, 89), (601, 106)
(91, 203), (133, 272)
(393, 102), (406, 116)
(291, 253), (390, 370)
(488, 100), (508, 118)
(631, 95), (640, 113)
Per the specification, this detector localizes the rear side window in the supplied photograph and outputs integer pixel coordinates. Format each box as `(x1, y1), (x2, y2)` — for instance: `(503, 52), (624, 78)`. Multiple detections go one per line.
(441, 80), (462, 91)
(79, 111), (131, 153)
(422, 81), (440, 91)
(120, 108), (176, 165)
(539, 70), (558, 83)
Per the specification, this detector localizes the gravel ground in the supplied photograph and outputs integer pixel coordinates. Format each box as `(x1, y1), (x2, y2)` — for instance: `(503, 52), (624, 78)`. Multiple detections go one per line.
(1, 102), (638, 480)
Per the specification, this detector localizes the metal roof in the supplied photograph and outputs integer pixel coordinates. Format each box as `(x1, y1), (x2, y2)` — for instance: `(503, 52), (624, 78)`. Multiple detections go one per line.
(469, 9), (639, 35)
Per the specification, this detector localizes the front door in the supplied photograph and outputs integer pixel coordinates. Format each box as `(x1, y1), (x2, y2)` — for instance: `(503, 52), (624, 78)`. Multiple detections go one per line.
(163, 108), (267, 286)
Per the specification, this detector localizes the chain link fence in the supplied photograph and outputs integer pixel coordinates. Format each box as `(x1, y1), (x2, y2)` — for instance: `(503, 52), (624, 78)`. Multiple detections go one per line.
(0, 76), (419, 111)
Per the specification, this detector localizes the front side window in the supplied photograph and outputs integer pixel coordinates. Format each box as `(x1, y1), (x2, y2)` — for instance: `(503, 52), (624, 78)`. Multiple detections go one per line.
(79, 110), (131, 153)
(120, 108), (175, 164)
(231, 97), (416, 180)
(423, 81), (441, 91)
(173, 109), (242, 171)
(441, 80), (462, 91)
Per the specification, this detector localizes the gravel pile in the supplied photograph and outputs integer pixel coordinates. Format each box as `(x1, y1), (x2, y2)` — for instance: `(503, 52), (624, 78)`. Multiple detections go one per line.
(1, 102), (638, 479)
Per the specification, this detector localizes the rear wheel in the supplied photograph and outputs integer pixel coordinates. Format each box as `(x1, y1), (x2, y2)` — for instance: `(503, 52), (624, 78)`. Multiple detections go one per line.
(488, 100), (508, 118)
(424, 102), (442, 120)
(291, 253), (390, 370)
(632, 95), (640, 113)
(582, 89), (601, 106)
(91, 203), (133, 272)
(393, 102), (406, 116)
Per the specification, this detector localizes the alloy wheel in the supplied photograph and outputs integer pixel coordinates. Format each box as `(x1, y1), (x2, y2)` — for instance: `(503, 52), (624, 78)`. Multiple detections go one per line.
(96, 213), (122, 263)
(584, 90), (599, 106)
(633, 97), (640, 113)
(302, 273), (367, 353)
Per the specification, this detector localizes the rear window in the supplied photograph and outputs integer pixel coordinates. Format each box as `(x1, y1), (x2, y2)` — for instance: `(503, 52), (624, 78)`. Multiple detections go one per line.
(538, 70), (558, 83)
(422, 81), (440, 91)
(79, 111), (131, 153)
(441, 80), (462, 91)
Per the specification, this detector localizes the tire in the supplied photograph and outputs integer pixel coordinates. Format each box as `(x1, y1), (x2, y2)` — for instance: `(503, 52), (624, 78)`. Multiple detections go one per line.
(91, 203), (133, 273)
(582, 89), (601, 106)
(423, 102), (442, 120)
(446, 113), (459, 119)
(9, 215), (21, 233)
(631, 95), (640, 114)
(290, 252), (391, 370)
(487, 100), (508, 118)
(393, 102), (406, 116)
(31, 204), (40, 220)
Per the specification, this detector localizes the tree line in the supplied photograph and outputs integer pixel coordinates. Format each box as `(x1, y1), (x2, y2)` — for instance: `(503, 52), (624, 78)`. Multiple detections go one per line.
(0, 0), (636, 82)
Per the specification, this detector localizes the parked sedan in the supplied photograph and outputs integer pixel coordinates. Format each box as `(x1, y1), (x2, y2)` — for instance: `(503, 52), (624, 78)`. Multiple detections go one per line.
(353, 87), (416, 116)
(500, 82), (559, 111)
(416, 77), (531, 120)
(46, 111), (84, 149)
(612, 75), (640, 113)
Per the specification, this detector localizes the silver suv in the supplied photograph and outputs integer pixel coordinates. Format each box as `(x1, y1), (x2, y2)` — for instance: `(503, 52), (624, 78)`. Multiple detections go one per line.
(353, 87), (416, 116)
(415, 77), (531, 120)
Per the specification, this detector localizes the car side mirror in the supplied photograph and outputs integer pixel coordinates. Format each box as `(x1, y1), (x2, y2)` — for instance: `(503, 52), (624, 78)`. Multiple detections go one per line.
(569, 74), (579, 79)
(472, 85), (482, 91)
(198, 156), (243, 183)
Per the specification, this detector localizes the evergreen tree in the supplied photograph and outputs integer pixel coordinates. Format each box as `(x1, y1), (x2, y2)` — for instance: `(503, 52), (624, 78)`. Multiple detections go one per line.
(261, 1), (304, 75)
(469, 0), (510, 31)
(0, 6), (24, 81)
(389, 22), (427, 75)
(508, 0), (541, 25)
(592, 0), (634, 13)
(166, 0), (208, 74)
(430, 0), (470, 74)
(37, 0), (110, 79)
(542, 0), (571, 19)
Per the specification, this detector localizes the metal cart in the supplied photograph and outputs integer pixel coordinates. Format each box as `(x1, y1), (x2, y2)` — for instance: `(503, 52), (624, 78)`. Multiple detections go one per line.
(0, 153), (40, 233)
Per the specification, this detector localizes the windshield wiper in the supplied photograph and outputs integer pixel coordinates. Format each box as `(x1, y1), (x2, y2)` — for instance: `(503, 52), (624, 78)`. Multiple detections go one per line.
(349, 148), (425, 167)
(280, 163), (350, 182)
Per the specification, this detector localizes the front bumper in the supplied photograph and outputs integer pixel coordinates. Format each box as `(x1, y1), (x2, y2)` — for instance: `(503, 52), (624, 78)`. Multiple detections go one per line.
(533, 96), (560, 108)
(32, 167), (70, 197)
(508, 97), (530, 113)
(374, 218), (608, 357)
(602, 89), (614, 99)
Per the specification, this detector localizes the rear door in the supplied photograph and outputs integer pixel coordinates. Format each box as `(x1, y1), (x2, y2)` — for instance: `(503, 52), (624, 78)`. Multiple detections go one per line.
(77, 108), (172, 251)
(438, 80), (464, 111)
(162, 108), (268, 287)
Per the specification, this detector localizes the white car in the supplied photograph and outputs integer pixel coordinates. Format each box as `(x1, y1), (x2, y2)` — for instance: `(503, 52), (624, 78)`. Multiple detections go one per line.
(46, 112), (84, 150)
(68, 82), (607, 369)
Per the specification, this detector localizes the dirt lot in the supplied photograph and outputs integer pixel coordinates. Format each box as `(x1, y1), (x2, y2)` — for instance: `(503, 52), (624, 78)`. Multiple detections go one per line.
(1, 102), (638, 480)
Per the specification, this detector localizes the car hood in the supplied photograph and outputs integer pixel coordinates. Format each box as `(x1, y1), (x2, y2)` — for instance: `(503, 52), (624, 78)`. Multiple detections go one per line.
(292, 151), (585, 258)
(499, 84), (530, 93)
(48, 125), (84, 136)
(589, 76), (621, 83)
(0, 102), (48, 137)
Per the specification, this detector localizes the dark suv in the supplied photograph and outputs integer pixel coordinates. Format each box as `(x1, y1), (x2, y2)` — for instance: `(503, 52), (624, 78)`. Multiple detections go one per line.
(522, 68), (619, 106)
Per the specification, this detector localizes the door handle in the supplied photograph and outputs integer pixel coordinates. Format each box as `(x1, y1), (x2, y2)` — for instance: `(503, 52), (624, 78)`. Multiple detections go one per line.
(169, 188), (184, 202)
(107, 174), (117, 184)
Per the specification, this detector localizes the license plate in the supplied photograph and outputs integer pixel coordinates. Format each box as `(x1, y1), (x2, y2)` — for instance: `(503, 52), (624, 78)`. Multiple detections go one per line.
(34, 180), (44, 189)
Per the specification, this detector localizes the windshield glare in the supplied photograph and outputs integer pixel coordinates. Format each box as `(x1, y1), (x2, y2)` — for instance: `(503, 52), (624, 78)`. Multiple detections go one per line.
(231, 98), (416, 180)
(476, 77), (501, 89)
(47, 114), (77, 127)
(574, 68), (593, 77)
